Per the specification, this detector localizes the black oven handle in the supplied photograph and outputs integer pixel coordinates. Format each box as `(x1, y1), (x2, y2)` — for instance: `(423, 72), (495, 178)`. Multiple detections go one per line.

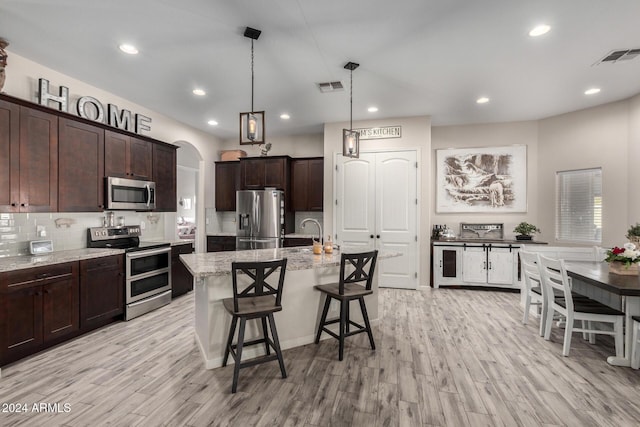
(126, 247), (171, 260)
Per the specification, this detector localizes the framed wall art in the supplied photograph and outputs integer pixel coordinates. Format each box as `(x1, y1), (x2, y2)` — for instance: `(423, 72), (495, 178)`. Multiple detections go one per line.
(436, 145), (527, 213)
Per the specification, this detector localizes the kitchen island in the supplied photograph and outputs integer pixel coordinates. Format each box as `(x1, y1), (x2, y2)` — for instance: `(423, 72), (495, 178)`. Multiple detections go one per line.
(180, 246), (400, 369)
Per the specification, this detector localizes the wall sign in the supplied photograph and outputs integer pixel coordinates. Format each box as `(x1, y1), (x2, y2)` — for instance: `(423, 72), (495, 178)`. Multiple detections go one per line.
(37, 78), (152, 134)
(353, 126), (401, 140)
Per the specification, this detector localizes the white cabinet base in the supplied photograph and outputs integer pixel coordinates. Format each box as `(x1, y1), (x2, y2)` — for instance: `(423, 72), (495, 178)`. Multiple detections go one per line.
(433, 242), (521, 290)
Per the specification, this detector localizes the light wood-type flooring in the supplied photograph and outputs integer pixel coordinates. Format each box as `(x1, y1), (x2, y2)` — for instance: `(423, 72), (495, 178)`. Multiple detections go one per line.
(1, 287), (640, 426)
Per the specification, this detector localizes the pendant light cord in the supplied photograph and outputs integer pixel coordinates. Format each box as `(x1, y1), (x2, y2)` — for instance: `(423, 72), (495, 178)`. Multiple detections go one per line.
(251, 39), (254, 114)
(349, 68), (353, 130)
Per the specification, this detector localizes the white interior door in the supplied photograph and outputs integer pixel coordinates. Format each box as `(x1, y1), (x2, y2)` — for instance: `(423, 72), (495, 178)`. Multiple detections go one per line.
(335, 153), (376, 250)
(375, 151), (417, 289)
(335, 150), (418, 289)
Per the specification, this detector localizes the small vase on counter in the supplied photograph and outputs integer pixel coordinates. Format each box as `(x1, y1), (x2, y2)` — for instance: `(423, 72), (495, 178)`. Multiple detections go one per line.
(324, 235), (333, 254)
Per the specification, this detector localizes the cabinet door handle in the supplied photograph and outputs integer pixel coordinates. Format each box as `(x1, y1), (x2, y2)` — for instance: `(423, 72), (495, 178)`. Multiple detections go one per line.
(483, 261), (487, 270)
(376, 235), (380, 239)
(439, 260), (442, 268)
(370, 234), (374, 239)
(21, 203), (28, 207)
(10, 202), (17, 207)
(36, 273), (50, 279)
(488, 261), (492, 270)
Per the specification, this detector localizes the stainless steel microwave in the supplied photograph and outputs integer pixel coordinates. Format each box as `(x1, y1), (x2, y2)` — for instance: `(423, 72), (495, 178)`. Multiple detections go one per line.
(106, 177), (156, 210)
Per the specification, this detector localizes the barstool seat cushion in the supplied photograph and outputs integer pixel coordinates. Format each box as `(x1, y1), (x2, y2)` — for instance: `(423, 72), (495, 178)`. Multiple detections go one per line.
(314, 282), (373, 299)
(222, 295), (282, 316)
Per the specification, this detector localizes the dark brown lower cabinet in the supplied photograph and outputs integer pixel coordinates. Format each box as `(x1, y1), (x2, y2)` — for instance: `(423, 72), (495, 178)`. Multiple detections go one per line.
(0, 262), (79, 366)
(80, 255), (124, 332)
(207, 236), (236, 252)
(284, 237), (314, 247)
(172, 243), (194, 298)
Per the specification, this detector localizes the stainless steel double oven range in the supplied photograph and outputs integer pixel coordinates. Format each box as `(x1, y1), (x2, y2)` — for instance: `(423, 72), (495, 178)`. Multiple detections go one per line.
(87, 226), (171, 320)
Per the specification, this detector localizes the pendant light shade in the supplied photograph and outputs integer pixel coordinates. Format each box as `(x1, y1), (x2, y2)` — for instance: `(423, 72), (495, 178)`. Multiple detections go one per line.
(240, 27), (265, 145)
(342, 61), (360, 158)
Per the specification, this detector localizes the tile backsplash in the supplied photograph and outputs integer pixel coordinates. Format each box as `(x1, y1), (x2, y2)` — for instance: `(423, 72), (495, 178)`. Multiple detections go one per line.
(0, 211), (166, 258)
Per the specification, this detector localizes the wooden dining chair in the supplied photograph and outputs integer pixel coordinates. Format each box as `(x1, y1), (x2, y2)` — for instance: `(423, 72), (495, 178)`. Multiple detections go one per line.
(222, 258), (288, 393)
(538, 255), (624, 357)
(520, 250), (546, 336)
(632, 316), (640, 369)
(314, 250), (378, 361)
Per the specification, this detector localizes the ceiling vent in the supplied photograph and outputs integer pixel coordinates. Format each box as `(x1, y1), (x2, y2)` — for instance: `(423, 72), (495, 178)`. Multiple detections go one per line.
(595, 48), (640, 65)
(317, 81), (344, 93)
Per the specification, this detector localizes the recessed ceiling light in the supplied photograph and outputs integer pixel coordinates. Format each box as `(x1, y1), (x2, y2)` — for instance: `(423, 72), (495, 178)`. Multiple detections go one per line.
(476, 97), (490, 104)
(118, 44), (139, 55)
(280, 113), (290, 120)
(584, 88), (601, 95)
(367, 106), (379, 113)
(529, 24), (551, 37)
(192, 89), (206, 96)
(207, 120), (218, 126)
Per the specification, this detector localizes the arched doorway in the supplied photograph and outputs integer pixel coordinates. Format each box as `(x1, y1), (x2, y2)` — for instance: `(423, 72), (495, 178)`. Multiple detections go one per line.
(173, 140), (205, 253)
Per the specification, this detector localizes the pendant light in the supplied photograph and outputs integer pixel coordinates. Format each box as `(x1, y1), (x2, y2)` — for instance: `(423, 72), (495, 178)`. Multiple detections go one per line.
(239, 27), (265, 145)
(342, 61), (360, 158)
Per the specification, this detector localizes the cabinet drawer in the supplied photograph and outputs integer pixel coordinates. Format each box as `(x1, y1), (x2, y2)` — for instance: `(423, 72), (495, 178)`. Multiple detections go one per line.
(2, 262), (74, 291)
(80, 255), (122, 272)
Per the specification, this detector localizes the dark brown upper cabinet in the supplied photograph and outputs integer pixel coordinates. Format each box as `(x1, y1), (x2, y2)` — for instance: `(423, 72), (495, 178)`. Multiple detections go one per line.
(58, 118), (105, 212)
(152, 143), (177, 212)
(0, 102), (58, 213)
(239, 156), (290, 191)
(105, 130), (152, 181)
(215, 161), (240, 211)
(291, 157), (323, 211)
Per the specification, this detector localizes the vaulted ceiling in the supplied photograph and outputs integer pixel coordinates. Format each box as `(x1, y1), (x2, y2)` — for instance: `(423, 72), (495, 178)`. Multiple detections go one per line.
(2, 0), (640, 139)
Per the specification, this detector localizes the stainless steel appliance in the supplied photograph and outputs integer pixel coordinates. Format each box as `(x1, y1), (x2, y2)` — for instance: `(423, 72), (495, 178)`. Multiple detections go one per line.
(87, 225), (171, 320)
(236, 189), (285, 250)
(106, 177), (156, 210)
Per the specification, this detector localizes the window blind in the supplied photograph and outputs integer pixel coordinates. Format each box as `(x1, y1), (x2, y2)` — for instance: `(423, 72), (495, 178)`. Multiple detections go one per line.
(555, 168), (602, 243)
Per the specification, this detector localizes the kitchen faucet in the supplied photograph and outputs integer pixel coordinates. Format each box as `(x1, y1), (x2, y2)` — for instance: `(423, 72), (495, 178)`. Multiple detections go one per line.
(301, 218), (322, 244)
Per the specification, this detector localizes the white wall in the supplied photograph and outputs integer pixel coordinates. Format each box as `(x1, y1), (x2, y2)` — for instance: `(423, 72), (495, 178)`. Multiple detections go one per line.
(431, 121), (539, 240)
(219, 133), (324, 158)
(323, 115), (431, 286)
(628, 93), (640, 225)
(538, 100), (629, 247)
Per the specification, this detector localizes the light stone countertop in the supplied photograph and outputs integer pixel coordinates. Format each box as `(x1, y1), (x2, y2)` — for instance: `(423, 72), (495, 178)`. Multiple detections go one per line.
(0, 248), (125, 273)
(179, 246), (401, 278)
(142, 238), (194, 246)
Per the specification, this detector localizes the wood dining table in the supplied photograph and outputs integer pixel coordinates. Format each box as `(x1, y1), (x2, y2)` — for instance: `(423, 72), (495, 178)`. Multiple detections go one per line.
(564, 261), (640, 367)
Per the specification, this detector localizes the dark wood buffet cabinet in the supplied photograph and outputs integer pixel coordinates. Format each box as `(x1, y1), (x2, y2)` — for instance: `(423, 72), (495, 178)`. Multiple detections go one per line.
(0, 93), (177, 214)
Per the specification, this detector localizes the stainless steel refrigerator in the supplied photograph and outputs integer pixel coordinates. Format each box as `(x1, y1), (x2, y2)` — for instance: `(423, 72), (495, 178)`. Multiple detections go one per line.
(236, 189), (285, 250)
